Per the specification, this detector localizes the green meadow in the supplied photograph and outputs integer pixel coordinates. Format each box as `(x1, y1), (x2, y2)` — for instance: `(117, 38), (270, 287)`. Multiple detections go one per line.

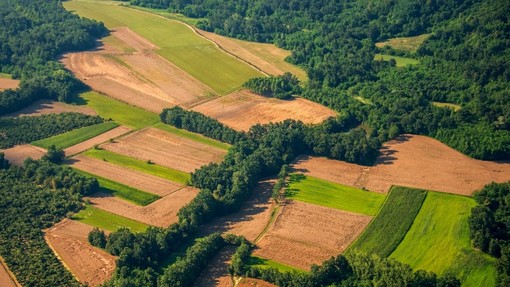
(433, 101), (462, 111)
(72, 205), (149, 232)
(374, 53), (419, 67)
(248, 256), (307, 273)
(153, 123), (230, 151)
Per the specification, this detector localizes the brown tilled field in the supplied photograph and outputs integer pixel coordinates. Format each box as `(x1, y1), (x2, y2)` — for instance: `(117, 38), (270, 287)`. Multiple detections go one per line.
(68, 155), (183, 197)
(45, 219), (116, 287)
(192, 246), (236, 287)
(292, 134), (510, 195)
(64, 126), (131, 156)
(0, 144), (46, 166)
(86, 187), (199, 227)
(192, 90), (337, 131)
(0, 257), (19, 287)
(3, 99), (96, 117)
(101, 127), (226, 173)
(253, 201), (372, 270)
(0, 78), (20, 91)
(238, 278), (277, 287)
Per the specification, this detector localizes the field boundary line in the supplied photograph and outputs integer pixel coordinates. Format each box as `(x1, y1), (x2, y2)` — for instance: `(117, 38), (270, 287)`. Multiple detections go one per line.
(43, 232), (81, 284)
(254, 203), (281, 244)
(0, 256), (22, 287)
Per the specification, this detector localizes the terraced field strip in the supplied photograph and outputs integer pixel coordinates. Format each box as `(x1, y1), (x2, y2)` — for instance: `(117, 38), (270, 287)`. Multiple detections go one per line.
(64, 0), (263, 95)
(390, 192), (497, 286)
(63, 125), (132, 156)
(375, 34), (431, 52)
(32, 121), (119, 149)
(153, 123), (230, 151)
(285, 174), (385, 216)
(247, 256), (307, 273)
(72, 205), (149, 232)
(374, 54), (419, 67)
(84, 149), (191, 184)
(346, 186), (427, 257)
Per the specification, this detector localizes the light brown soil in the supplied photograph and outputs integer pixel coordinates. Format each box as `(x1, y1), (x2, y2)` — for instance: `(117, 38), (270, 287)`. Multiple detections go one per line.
(0, 256), (20, 287)
(192, 90), (337, 131)
(238, 278), (277, 287)
(111, 27), (158, 52)
(253, 201), (372, 270)
(192, 246), (236, 287)
(0, 78), (20, 91)
(45, 219), (116, 287)
(0, 144), (46, 166)
(86, 187), (199, 227)
(102, 127), (226, 173)
(3, 99), (96, 117)
(64, 125), (132, 156)
(68, 155), (183, 196)
(292, 134), (510, 195)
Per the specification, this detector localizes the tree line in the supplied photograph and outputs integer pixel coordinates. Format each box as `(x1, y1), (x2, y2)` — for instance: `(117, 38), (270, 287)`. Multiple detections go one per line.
(243, 72), (302, 100)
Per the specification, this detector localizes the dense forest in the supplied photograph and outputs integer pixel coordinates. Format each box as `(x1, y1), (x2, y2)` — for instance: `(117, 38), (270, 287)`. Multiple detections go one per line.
(0, 0), (106, 115)
(131, 0), (510, 160)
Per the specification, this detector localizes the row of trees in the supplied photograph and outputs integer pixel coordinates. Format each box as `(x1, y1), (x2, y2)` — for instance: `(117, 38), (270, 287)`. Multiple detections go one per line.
(243, 72), (301, 99)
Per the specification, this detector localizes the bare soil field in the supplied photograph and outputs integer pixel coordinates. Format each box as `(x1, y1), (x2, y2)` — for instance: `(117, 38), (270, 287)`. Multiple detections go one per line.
(192, 246), (236, 287)
(292, 135), (510, 195)
(238, 278), (277, 287)
(0, 78), (20, 91)
(64, 126), (131, 156)
(192, 90), (337, 131)
(3, 99), (97, 117)
(45, 219), (116, 287)
(201, 179), (275, 242)
(102, 127), (226, 173)
(61, 27), (214, 113)
(253, 201), (372, 270)
(68, 155), (183, 196)
(0, 144), (46, 166)
(0, 256), (19, 287)
(86, 187), (199, 227)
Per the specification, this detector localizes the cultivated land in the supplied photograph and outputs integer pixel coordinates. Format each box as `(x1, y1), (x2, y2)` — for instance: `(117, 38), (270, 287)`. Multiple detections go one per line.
(85, 187), (199, 228)
(253, 201), (372, 270)
(45, 219), (116, 287)
(64, 0), (263, 95)
(247, 256), (305, 273)
(238, 278), (277, 287)
(390, 192), (497, 286)
(3, 99), (96, 117)
(192, 246), (236, 287)
(192, 90), (337, 131)
(0, 144), (45, 166)
(375, 34), (431, 52)
(62, 125), (132, 157)
(0, 256), (19, 287)
(0, 78), (20, 91)
(101, 127), (226, 173)
(154, 123), (230, 151)
(374, 53), (419, 67)
(72, 205), (149, 233)
(292, 134), (510, 195)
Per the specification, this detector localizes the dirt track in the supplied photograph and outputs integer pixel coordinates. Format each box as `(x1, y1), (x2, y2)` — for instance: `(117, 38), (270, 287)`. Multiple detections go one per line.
(0, 78), (19, 91)
(64, 126), (131, 156)
(192, 90), (337, 131)
(3, 99), (96, 117)
(0, 144), (46, 166)
(45, 219), (116, 287)
(292, 134), (510, 195)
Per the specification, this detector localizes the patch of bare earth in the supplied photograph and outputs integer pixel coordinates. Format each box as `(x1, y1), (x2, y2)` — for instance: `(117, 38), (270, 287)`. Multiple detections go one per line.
(0, 256), (20, 287)
(292, 134), (510, 195)
(192, 246), (236, 287)
(253, 201), (371, 270)
(68, 155), (183, 196)
(0, 144), (46, 166)
(192, 90), (337, 131)
(102, 127), (226, 173)
(3, 99), (96, 117)
(44, 219), (116, 287)
(238, 278), (277, 287)
(86, 187), (199, 227)
(64, 126), (131, 156)
(0, 79), (19, 91)
(61, 27), (213, 113)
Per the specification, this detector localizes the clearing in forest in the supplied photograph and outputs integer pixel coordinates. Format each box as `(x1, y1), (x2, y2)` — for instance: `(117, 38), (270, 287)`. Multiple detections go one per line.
(192, 90), (337, 131)
(432, 101), (461, 111)
(72, 205), (149, 232)
(374, 53), (419, 67)
(375, 34), (431, 53)
(45, 219), (116, 287)
(0, 144), (45, 166)
(0, 78), (19, 91)
(3, 99), (96, 117)
(291, 135), (510, 196)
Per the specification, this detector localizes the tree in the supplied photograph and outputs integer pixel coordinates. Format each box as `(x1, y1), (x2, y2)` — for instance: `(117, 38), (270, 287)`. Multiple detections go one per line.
(88, 228), (107, 249)
(42, 145), (65, 164)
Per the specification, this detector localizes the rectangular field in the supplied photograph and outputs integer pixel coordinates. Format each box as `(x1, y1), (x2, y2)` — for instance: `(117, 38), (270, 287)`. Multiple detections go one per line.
(247, 256), (306, 273)
(63, 126), (132, 156)
(374, 54), (419, 67)
(153, 123), (230, 151)
(72, 205), (149, 232)
(286, 174), (385, 216)
(375, 34), (431, 52)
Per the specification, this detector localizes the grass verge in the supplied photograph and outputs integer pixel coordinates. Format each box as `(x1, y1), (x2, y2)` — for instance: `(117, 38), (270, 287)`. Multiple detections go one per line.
(374, 54), (419, 67)
(247, 256), (307, 273)
(72, 205), (149, 232)
(153, 122), (230, 151)
(432, 101), (461, 111)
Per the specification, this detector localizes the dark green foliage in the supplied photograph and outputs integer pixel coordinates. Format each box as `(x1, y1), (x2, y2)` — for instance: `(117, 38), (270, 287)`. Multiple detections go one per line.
(0, 113), (104, 149)
(229, 240), (253, 276)
(42, 145), (65, 164)
(0, 152), (9, 170)
(88, 227), (107, 249)
(272, 164), (289, 201)
(243, 72), (302, 99)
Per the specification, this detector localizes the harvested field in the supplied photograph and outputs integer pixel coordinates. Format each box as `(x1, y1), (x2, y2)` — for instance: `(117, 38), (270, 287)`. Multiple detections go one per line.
(86, 187), (199, 227)
(253, 201), (372, 270)
(63, 125), (131, 156)
(192, 90), (337, 131)
(375, 34), (431, 53)
(192, 246), (236, 287)
(0, 256), (19, 287)
(292, 135), (510, 195)
(0, 144), (45, 166)
(102, 127), (226, 173)
(68, 155), (183, 196)
(4, 99), (96, 117)
(45, 219), (116, 287)
(110, 27), (157, 52)
(0, 78), (19, 91)
(238, 278), (277, 287)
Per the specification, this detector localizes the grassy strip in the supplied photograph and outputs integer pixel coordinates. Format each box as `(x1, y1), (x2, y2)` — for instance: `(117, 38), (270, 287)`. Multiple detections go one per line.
(374, 54), (419, 67)
(375, 34), (431, 53)
(153, 122), (230, 151)
(84, 148), (191, 185)
(432, 101), (461, 111)
(346, 186), (427, 257)
(72, 205), (149, 232)
(0, 72), (13, 79)
(247, 256), (307, 273)
(285, 174), (385, 216)
(32, 121), (118, 149)
(71, 91), (159, 129)
(74, 169), (160, 206)
(390, 192), (497, 286)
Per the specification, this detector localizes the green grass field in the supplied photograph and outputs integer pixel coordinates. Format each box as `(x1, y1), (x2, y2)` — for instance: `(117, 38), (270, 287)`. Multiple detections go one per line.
(153, 123), (230, 151)
(84, 149), (191, 185)
(374, 54), (419, 67)
(71, 91), (159, 129)
(64, 0), (263, 95)
(72, 205), (149, 232)
(75, 169), (160, 206)
(346, 186), (427, 257)
(390, 192), (497, 286)
(285, 174), (385, 216)
(433, 101), (462, 111)
(248, 256), (307, 273)
(0, 72), (13, 79)
(32, 121), (119, 149)
(375, 34), (431, 53)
